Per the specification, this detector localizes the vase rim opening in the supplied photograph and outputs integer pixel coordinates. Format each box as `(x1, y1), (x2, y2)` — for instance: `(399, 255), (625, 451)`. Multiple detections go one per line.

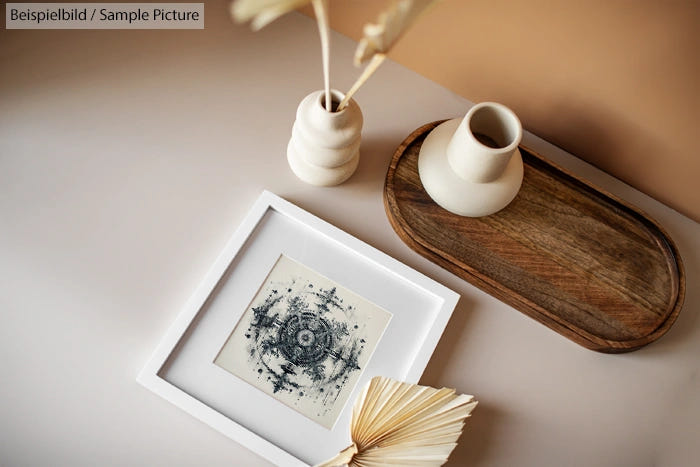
(316, 89), (346, 114)
(465, 102), (522, 153)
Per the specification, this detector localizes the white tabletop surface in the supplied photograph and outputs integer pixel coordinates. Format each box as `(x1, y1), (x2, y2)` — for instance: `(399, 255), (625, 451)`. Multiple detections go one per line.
(2, 6), (699, 467)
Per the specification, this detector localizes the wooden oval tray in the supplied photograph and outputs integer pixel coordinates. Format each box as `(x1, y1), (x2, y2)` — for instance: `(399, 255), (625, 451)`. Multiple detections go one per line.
(384, 121), (685, 353)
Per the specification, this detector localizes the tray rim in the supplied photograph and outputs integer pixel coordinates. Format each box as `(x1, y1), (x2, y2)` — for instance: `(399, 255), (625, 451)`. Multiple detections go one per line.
(384, 120), (686, 353)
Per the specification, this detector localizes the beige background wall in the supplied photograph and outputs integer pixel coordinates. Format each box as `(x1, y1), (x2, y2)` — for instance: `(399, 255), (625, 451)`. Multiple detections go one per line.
(304, 0), (700, 221)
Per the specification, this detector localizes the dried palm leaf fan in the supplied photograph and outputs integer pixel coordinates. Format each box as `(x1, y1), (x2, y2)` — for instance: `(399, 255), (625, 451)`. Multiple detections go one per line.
(338, 0), (440, 111)
(316, 376), (477, 467)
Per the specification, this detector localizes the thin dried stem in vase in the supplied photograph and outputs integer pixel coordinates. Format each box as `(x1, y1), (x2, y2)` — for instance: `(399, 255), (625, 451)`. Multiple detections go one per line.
(338, 54), (386, 111)
(311, 0), (332, 111)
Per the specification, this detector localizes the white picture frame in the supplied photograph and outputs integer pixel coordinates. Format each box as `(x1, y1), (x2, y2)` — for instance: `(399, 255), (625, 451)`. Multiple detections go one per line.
(137, 191), (459, 466)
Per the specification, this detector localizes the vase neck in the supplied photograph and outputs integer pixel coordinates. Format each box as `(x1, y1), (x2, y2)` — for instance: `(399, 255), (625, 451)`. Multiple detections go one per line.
(447, 103), (522, 183)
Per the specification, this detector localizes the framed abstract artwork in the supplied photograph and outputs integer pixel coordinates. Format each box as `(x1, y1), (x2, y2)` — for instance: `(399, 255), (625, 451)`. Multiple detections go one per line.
(137, 191), (459, 466)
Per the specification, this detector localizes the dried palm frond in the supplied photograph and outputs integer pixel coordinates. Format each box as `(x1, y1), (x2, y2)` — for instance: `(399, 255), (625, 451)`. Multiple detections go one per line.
(338, 0), (440, 110)
(316, 376), (477, 467)
(231, 0), (333, 111)
(354, 0), (438, 66)
(231, 0), (313, 30)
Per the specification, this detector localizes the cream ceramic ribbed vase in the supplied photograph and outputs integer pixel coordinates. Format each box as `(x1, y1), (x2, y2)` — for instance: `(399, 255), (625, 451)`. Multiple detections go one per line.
(287, 89), (363, 186)
(418, 102), (524, 217)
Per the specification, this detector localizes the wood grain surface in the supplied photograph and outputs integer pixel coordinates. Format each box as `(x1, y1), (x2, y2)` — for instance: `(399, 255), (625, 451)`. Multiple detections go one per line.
(384, 122), (686, 353)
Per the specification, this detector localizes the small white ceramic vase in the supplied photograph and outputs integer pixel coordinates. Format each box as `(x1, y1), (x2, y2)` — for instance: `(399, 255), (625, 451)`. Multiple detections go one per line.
(287, 89), (363, 186)
(418, 102), (524, 217)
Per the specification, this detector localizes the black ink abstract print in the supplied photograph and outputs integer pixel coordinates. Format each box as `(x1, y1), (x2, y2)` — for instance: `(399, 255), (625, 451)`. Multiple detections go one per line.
(215, 255), (392, 429)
